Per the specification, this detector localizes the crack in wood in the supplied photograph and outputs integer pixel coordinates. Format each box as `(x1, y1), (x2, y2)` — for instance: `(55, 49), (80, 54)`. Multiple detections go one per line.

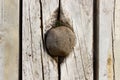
(39, 0), (45, 80)
(19, 0), (22, 79)
(39, 0), (44, 49)
(93, 0), (99, 80)
(58, 1), (61, 80)
(57, 0), (61, 21)
(28, 1), (36, 80)
(58, 57), (61, 80)
(112, 0), (116, 79)
(40, 44), (45, 80)
(28, 0), (34, 59)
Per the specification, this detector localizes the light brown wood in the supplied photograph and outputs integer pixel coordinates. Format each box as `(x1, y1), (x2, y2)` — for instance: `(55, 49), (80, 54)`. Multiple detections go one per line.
(60, 0), (93, 80)
(0, 0), (19, 80)
(99, 0), (114, 80)
(22, 0), (59, 80)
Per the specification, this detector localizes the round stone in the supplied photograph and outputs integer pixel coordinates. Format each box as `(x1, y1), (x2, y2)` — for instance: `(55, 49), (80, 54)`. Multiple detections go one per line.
(45, 26), (76, 57)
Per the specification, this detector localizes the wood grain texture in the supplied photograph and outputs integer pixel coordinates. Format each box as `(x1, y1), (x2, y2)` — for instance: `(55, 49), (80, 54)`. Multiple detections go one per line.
(114, 0), (120, 79)
(22, 0), (120, 80)
(0, 0), (3, 25)
(60, 0), (93, 80)
(0, 30), (5, 80)
(22, 0), (59, 80)
(41, 0), (59, 80)
(22, 0), (43, 79)
(0, 1), (4, 79)
(0, 0), (19, 80)
(99, 0), (114, 80)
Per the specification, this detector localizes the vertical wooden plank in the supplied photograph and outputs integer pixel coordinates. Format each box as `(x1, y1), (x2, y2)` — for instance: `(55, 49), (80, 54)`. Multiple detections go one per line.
(0, 0), (1, 24)
(61, 0), (93, 80)
(41, 0), (59, 80)
(0, 1), (4, 80)
(22, 0), (43, 79)
(0, 0), (19, 80)
(114, 0), (120, 79)
(22, 0), (58, 80)
(0, 30), (5, 80)
(99, 0), (114, 80)
(0, 0), (3, 24)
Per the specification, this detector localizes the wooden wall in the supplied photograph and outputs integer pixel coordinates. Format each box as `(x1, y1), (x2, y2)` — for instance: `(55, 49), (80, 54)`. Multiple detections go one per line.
(0, 0), (120, 80)
(23, 0), (93, 80)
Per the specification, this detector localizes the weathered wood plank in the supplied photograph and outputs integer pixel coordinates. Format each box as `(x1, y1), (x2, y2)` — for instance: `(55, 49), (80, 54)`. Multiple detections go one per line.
(41, 0), (59, 80)
(0, 0), (3, 25)
(114, 0), (120, 79)
(22, 0), (58, 80)
(22, 0), (43, 79)
(60, 0), (93, 80)
(0, 0), (19, 80)
(0, 30), (5, 80)
(99, 0), (114, 80)
(0, 1), (4, 80)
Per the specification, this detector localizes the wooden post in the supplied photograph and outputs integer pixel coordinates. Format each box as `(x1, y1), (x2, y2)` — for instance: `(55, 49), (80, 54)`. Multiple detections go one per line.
(0, 0), (19, 80)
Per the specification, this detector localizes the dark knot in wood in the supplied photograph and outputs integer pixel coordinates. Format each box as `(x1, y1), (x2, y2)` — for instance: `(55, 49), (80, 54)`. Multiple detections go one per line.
(45, 26), (76, 57)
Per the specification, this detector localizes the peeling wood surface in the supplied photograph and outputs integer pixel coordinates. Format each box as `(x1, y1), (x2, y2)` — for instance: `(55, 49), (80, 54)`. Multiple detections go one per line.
(60, 0), (93, 80)
(22, 0), (58, 80)
(114, 0), (120, 79)
(0, 0), (19, 80)
(99, 0), (114, 80)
